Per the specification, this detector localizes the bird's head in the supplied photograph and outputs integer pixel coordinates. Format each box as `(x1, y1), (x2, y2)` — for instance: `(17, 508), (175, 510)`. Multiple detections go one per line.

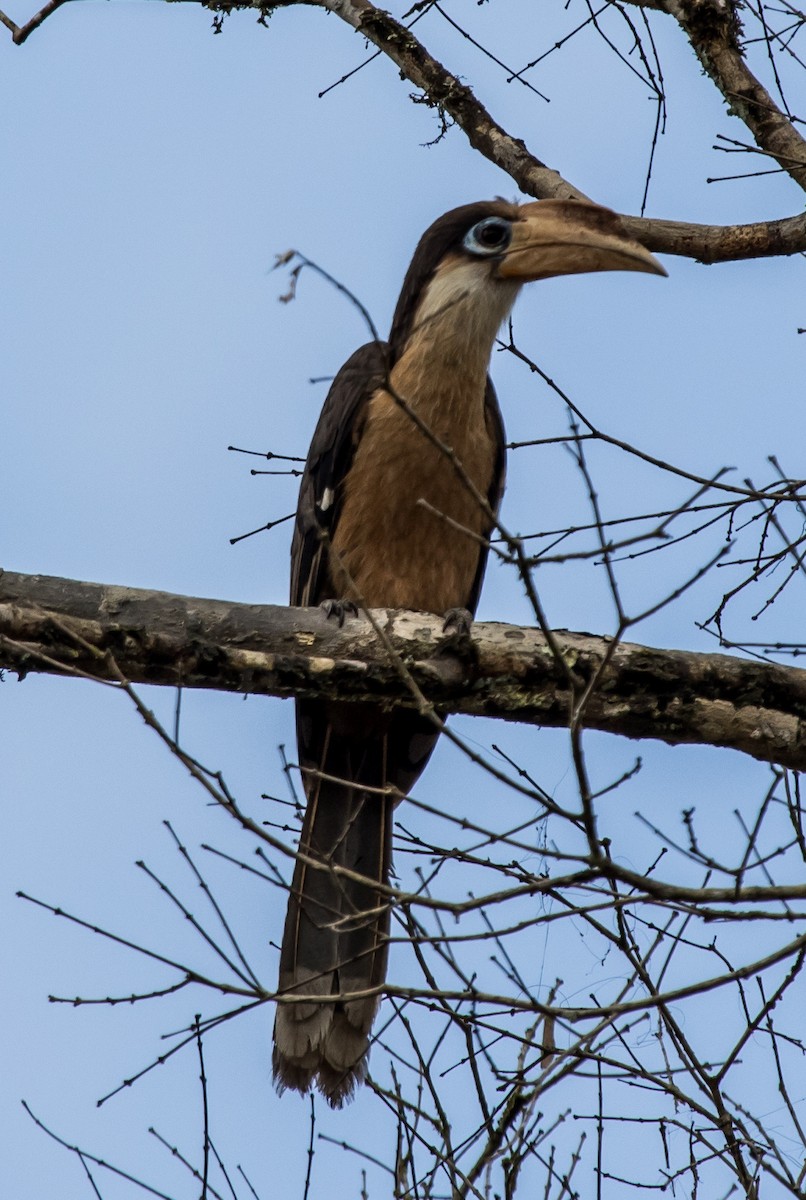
(389, 199), (665, 359)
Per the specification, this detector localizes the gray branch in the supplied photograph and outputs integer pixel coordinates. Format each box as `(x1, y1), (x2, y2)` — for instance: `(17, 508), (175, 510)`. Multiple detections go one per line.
(2, 569), (805, 769)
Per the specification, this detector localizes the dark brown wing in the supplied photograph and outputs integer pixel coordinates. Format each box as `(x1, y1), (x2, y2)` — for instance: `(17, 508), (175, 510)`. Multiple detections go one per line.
(278, 338), (404, 1105)
(291, 340), (388, 607)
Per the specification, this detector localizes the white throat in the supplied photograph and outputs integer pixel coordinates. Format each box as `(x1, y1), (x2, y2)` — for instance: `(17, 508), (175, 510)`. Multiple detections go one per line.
(409, 258), (521, 375)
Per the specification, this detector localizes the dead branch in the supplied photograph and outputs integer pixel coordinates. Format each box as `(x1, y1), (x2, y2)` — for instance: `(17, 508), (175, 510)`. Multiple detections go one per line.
(4, 0), (806, 259)
(247, 0), (806, 261)
(3, 568), (806, 768)
(659, 0), (806, 192)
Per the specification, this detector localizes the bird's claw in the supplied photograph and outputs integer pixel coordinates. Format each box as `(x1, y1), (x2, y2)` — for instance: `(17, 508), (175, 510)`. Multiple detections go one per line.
(442, 607), (473, 637)
(321, 598), (359, 628)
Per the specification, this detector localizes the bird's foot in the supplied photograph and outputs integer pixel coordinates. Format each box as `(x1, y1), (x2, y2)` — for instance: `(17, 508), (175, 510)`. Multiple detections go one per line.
(442, 607), (473, 637)
(321, 598), (359, 628)
(437, 607), (477, 671)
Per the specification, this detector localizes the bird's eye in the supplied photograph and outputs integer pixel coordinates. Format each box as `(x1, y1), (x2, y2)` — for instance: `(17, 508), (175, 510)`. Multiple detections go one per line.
(463, 217), (512, 256)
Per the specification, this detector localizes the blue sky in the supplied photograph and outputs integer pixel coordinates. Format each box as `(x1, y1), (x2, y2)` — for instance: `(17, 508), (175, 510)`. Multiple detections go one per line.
(2, 1), (804, 1196)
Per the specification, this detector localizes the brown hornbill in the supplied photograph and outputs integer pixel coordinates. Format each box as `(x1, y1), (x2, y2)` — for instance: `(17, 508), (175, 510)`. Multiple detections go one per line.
(273, 199), (665, 1105)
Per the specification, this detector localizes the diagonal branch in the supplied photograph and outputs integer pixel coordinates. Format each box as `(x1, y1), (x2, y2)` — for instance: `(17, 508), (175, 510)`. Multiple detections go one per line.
(659, 0), (806, 192)
(2, 568), (806, 768)
(313, 0), (586, 202)
(261, 0), (806, 262)
(0, 0), (69, 43)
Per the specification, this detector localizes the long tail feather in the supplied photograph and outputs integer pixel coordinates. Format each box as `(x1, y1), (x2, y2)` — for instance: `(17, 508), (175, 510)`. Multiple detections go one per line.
(273, 699), (435, 1106)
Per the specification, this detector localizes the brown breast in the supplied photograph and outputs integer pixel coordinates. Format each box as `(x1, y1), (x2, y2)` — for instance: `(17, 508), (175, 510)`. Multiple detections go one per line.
(329, 363), (496, 613)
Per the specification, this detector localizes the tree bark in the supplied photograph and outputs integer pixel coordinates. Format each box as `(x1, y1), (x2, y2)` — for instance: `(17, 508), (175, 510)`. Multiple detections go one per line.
(2, 569), (805, 769)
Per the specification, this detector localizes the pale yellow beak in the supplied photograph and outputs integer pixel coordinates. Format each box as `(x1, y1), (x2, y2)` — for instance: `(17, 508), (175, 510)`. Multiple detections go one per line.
(496, 200), (666, 282)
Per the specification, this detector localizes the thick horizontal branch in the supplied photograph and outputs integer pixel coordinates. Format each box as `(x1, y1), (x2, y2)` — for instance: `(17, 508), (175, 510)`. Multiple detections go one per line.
(2, 569), (806, 769)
